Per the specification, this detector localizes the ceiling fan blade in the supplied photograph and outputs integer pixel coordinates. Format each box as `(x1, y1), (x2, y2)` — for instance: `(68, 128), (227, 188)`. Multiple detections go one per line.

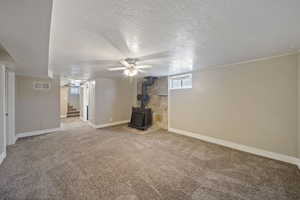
(107, 67), (126, 71)
(79, 59), (121, 66)
(120, 59), (130, 67)
(137, 69), (146, 73)
(134, 51), (172, 62)
(136, 65), (152, 69)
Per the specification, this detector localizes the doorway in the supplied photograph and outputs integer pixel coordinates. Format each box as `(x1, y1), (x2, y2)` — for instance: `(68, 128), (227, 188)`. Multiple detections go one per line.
(60, 81), (87, 129)
(5, 70), (15, 145)
(0, 65), (15, 164)
(0, 65), (6, 161)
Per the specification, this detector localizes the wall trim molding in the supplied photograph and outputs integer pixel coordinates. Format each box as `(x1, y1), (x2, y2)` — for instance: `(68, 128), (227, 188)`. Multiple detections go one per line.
(169, 128), (300, 168)
(170, 51), (299, 77)
(0, 152), (6, 166)
(202, 51), (298, 71)
(89, 120), (130, 129)
(17, 127), (62, 139)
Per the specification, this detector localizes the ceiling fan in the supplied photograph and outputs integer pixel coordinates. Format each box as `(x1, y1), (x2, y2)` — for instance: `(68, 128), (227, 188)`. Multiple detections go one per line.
(107, 58), (152, 76)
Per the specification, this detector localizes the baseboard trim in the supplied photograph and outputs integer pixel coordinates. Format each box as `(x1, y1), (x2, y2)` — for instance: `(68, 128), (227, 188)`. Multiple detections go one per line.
(0, 152), (6, 165)
(169, 128), (300, 167)
(89, 120), (130, 129)
(87, 121), (97, 128)
(17, 127), (62, 139)
(13, 136), (17, 144)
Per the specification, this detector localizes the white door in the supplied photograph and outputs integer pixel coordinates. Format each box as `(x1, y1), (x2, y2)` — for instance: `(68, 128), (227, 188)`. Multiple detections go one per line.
(0, 65), (6, 159)
(6, 71), (15, 145)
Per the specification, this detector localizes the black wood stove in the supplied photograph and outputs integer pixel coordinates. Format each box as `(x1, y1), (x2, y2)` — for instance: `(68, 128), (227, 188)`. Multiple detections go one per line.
(129, 76), (157, 130)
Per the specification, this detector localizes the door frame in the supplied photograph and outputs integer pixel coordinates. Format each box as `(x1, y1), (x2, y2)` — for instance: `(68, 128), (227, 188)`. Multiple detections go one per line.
(1, 65), (6, 157)
(82, 82), (89, 121)
(6, 70), (15, 145)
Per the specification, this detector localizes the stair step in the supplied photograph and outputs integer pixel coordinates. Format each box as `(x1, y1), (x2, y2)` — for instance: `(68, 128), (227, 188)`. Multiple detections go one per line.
(68, 109), (77, 112)
(67, 116), (80, 118)
(67, 111), (80, 115)
(67, 113), (80, 117)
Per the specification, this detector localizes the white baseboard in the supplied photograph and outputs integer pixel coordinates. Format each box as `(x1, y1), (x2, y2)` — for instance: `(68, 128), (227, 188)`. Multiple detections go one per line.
(17, 127), (62, 139)
(13, 136), (17, 144)
(60, 115), (67, 118)
(0, 152), (6, 165)
(8, 136), (17, 145)
(169, 128), (300, 167)
(89, 120), (129, 129)
(87, 121), (97, 128)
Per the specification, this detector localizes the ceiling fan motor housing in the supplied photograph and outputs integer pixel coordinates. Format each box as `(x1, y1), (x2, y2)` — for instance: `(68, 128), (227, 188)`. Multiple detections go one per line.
(125, 58), (138, 65)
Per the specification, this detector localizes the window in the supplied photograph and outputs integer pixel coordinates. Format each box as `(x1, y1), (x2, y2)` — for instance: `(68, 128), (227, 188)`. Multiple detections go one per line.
(169, 74), (192, 90)
(70, 87), (80, 95)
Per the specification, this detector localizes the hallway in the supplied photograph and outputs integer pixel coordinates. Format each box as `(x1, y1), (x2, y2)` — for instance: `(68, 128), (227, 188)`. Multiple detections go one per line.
(61, 117), (87, 130)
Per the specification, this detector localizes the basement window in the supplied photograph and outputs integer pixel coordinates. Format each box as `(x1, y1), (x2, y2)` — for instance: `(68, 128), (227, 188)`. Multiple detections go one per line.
(70, 87), (80, 95)
(169, 74), (192, 90)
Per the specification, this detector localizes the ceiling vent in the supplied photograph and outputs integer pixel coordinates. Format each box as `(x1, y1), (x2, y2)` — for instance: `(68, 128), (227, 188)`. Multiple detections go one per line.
(33, 81), (51, 90)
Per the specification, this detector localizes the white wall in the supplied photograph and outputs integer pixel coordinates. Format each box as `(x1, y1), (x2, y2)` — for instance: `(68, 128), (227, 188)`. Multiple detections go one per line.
(88, 81), (96, 124)
(170, 54), (298, 157)
(80, 82), (89, 121)
(15, 76), (60, 134)
(60, 86), (68, 117)
(92, 78), (135, 126)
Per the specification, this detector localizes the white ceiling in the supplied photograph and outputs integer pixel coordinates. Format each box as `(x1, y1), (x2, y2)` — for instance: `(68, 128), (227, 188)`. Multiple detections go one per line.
(49, 0), (300, 79)
(0, 0), (53, 77)
(2, 1), (300, 79)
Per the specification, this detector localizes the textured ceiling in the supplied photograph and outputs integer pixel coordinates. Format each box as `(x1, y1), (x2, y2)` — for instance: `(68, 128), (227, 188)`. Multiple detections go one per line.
(49, 0), (300, 79)
(0, 0), (53, 77)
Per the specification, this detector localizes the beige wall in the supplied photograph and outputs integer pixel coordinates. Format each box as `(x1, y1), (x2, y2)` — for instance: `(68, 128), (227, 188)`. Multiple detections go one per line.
(16, 76), (60, 134)
(60, 86), (68, 117)
(170, 54), (298, 157)
(93, 78), (134, 125)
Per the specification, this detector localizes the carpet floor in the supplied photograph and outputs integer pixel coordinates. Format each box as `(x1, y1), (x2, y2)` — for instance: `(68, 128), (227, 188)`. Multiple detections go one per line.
(0, 125), (300, 200)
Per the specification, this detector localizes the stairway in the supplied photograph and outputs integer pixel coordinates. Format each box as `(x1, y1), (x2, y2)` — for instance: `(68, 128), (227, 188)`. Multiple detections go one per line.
(67, 104), (80, 118)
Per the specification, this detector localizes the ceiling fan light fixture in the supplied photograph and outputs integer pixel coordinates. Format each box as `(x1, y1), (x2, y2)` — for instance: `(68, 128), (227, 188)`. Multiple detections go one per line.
(124, 68), (138, 76)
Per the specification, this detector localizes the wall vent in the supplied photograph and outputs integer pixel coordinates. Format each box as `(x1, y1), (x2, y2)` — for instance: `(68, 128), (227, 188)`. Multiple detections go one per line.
(33, 81), (51, 90)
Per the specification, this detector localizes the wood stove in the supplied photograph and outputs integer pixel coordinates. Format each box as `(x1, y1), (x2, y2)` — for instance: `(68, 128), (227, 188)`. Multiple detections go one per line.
(129, 76), (157, 130)
(128, 107), (152, 130)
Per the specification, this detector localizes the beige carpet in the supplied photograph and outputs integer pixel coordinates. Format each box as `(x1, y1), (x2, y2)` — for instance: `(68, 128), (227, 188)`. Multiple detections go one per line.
(61, 117), (88, 130)
(0, 125), (300, 200)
